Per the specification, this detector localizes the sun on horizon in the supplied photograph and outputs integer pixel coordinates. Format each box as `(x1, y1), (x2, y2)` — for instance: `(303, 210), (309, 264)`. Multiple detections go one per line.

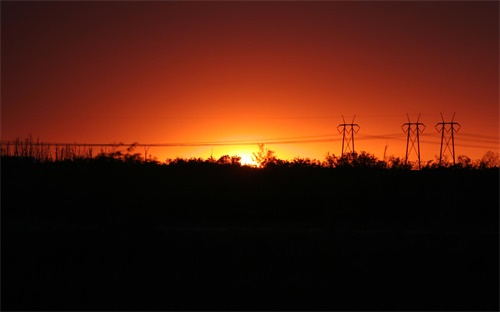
(239, 153), (260, 167)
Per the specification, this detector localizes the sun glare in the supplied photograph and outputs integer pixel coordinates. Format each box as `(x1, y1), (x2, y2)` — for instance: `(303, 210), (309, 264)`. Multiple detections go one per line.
(239, 153), (259, 167)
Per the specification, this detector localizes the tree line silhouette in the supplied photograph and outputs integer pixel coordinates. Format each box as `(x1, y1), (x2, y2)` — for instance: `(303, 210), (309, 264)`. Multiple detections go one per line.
(1, 136), (499, 169)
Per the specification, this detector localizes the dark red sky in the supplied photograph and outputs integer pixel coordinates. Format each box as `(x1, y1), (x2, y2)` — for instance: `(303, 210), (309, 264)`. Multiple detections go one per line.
(2, 1), (498, 163)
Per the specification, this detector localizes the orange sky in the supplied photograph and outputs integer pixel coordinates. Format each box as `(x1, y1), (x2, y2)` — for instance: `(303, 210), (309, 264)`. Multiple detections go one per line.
(2, 1), (499, 163)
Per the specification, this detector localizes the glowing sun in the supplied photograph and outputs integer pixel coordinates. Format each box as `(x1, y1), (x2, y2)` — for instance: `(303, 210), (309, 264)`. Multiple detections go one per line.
(239, 153), (259, 167)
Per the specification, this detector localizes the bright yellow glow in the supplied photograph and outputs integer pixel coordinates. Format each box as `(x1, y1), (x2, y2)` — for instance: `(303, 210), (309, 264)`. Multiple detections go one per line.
(239, 153), (259, 167)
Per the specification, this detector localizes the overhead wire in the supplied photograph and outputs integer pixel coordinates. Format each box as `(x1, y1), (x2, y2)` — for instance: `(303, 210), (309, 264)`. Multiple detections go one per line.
(2, 113), (497, 159)
(1, 131), (497, 148)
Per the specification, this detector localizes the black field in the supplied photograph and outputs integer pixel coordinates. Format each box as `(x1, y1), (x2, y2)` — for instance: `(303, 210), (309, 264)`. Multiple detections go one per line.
(2, 157), (499, 311)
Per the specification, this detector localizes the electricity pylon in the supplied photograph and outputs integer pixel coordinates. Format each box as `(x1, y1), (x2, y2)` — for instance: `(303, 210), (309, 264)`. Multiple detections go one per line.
(337, 115), (360, 157)
(435, 112), (461, 165)
(402, 113), (425, 169)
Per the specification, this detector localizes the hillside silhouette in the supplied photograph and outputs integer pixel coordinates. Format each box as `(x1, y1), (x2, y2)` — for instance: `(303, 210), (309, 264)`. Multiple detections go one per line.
(1, 152), (499, 311)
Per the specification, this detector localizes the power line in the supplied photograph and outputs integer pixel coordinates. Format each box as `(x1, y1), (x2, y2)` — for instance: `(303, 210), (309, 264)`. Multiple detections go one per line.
(3, 131), (498, 149)
(0, 137), (343, 148)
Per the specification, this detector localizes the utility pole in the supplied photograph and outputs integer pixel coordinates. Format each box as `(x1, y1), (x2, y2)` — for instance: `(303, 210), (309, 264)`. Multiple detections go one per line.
(337, 115), (360, 157)
(402, 113), (425, 169)
(435, 112), (461, 165)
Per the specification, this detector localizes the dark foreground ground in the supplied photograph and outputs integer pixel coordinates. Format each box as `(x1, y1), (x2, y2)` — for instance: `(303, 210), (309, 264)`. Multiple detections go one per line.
(2, 158), (499, 311)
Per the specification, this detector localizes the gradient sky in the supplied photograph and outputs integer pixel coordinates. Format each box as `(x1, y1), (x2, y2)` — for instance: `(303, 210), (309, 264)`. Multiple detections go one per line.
(2, 1), (499, 163)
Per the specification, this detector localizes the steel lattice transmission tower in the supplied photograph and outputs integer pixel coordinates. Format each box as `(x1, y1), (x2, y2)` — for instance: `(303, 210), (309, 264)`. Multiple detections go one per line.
(435, 112), (461, 165)
(402, 113), (425, 169)
(337, 115), (360, 157)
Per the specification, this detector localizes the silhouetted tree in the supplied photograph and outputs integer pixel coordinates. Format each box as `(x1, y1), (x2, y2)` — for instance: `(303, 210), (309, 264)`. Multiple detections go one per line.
(217, 155), (242, 166)
(252, 144), (278, 168)
(323, 152), (338, 168)
(455, 155), (474, 169)
(386, 155), (412, 170)
(165, 157), (188, 165)
(95, 142), (145, 163)
(351, 151), (385, 169)
(217, 155), (232, 165)
(335, 152), (358, 168)
(479, 151), (500, 169)
(290, 157), (322, 168)
(230, 155), (242, 166)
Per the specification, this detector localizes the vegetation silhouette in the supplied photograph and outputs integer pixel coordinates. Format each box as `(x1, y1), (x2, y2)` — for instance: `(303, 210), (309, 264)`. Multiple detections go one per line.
(2, 136), (499, 169)
(1, 140), (499, 311)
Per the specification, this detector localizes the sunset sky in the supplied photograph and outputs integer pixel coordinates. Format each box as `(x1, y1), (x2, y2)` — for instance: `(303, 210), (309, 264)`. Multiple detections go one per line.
(2, 1), (499, 163)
